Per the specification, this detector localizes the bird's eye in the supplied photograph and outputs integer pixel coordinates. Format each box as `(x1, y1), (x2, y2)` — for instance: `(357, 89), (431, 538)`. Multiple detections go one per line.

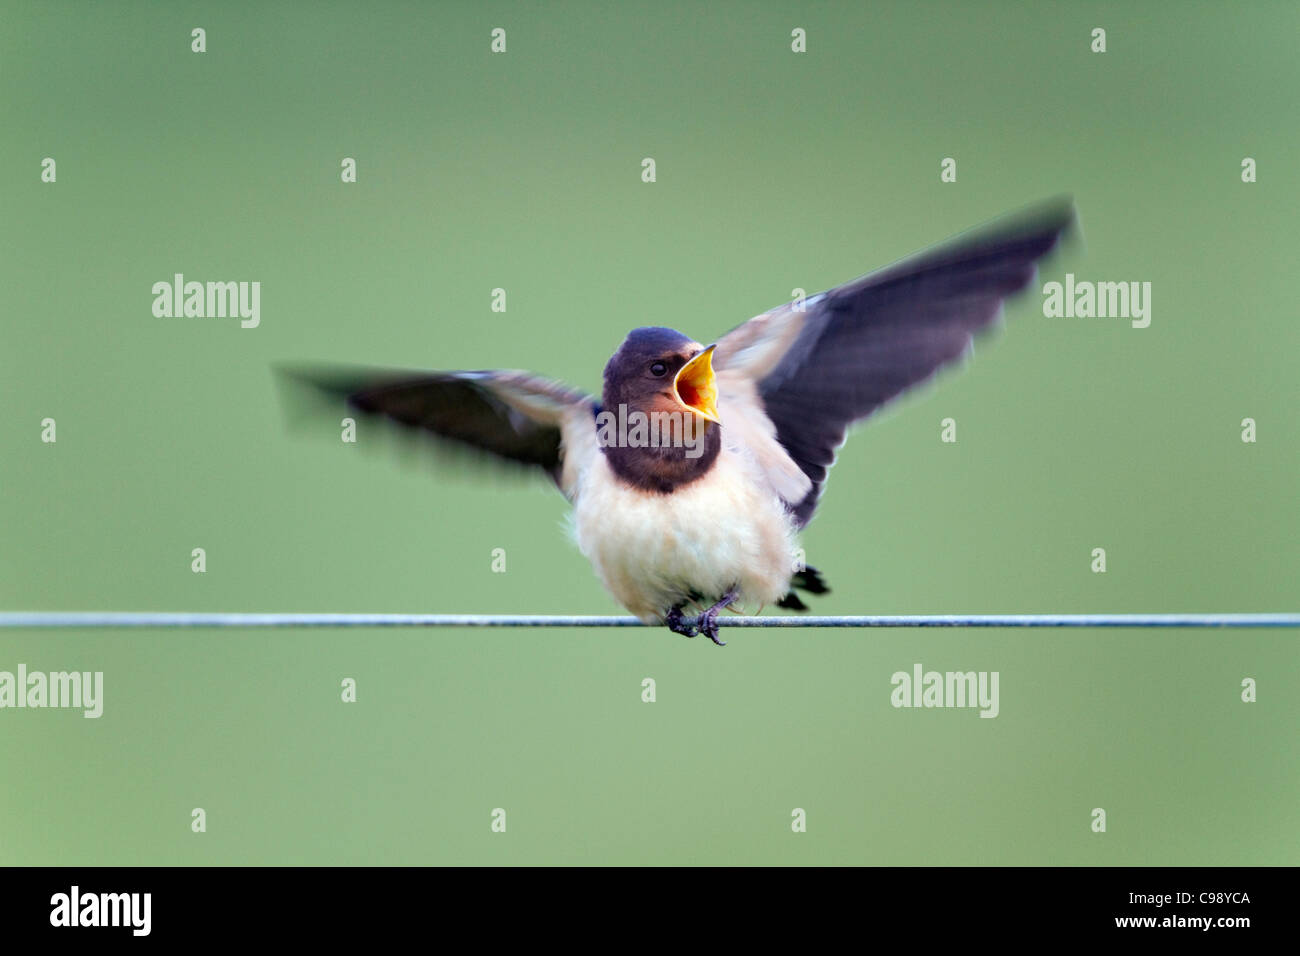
(649, 362), (668, 377)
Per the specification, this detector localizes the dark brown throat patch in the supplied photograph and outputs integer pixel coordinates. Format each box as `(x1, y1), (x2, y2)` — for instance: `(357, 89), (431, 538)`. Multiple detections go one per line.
(600, 423), (722, 493)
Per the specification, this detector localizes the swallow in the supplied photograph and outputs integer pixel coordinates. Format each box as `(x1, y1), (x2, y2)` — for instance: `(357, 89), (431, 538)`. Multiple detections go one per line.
(281, 198), (1074, 645)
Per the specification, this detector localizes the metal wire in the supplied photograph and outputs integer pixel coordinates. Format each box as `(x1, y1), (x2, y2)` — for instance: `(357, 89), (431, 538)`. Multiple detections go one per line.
(1, 612), (1298, 629)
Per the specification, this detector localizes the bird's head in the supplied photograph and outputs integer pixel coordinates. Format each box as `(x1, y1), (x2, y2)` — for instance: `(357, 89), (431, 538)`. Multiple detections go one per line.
(602, 327), (720, 425)
(599, 327), (722, 492)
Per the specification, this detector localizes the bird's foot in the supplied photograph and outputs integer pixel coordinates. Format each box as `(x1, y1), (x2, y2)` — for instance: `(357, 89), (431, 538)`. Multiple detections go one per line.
(665, 604), (698, 638)
(696, 588), (739, 646)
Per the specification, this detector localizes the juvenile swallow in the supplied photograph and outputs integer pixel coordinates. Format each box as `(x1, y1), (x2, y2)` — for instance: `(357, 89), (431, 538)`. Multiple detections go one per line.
(282, 199), (1074, 645)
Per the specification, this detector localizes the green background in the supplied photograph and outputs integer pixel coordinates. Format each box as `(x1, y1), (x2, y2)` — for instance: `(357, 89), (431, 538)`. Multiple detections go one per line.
(2, 0), (1297, 865)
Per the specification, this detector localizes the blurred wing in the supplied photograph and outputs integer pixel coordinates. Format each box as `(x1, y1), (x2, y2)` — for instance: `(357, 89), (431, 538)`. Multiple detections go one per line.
(716, 197), (1075, 527)
(277, 365), (597, 499)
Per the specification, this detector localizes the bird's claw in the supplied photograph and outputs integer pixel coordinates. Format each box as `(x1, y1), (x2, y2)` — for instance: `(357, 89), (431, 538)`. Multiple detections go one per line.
(665, 605), (698, 638)
(697, 607), (727, 646)
(666, 589), (737, 646)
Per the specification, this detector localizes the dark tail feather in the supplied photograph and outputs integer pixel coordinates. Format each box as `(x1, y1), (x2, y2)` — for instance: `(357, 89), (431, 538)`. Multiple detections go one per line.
(775, 565), (831, 611)
(792, 566), (830, 594)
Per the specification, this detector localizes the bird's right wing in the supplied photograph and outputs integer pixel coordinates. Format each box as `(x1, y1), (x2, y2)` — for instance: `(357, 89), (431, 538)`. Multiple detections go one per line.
(276, 365), (598, 501)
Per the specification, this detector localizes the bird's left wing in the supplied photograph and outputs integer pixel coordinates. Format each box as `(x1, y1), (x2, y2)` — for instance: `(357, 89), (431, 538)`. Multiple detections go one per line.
(277, 365), (598, 500)
(715, 197), (1075, 526)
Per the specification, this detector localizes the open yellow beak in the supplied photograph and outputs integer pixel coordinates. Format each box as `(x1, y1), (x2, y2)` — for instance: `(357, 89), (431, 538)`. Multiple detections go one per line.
(673, 344), (721, 424)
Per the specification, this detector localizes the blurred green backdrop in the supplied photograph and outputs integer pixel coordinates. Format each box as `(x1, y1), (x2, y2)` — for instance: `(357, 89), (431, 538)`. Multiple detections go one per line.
(2, 0), (1297, 865)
